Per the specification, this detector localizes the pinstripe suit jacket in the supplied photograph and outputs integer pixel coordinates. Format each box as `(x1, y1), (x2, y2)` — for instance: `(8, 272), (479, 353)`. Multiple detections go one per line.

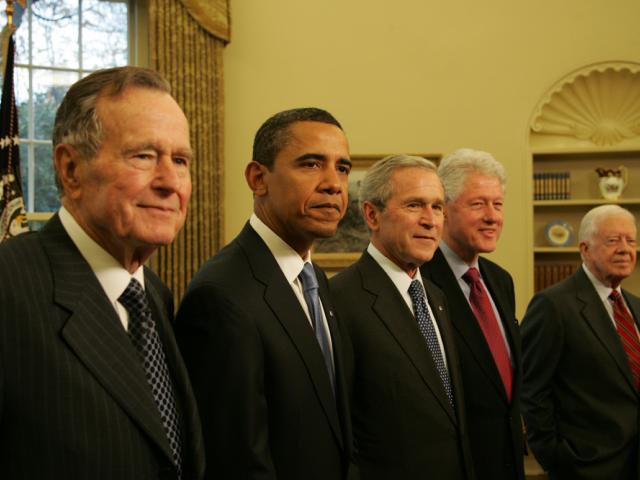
(0, 215), (205, 480)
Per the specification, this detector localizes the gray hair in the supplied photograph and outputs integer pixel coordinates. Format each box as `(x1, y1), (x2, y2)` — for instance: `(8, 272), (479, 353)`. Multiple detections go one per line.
(359, 154), (438, 211)
(579, 204), (636, 247)
(53, 66), (172, 192)
(438, 148), (506, 202)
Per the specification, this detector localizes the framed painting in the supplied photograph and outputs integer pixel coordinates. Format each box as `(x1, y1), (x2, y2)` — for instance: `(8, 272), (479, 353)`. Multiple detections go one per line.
(314, 153), (441, 275)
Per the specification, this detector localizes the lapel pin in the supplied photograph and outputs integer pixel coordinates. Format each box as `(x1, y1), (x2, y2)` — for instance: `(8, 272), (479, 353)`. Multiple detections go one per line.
(438, 305), (444, 311)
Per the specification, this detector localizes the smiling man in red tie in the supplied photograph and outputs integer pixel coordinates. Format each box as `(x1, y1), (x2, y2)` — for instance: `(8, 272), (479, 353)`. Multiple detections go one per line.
(421, 148), (524, 480)
(521, 205), (640, 480)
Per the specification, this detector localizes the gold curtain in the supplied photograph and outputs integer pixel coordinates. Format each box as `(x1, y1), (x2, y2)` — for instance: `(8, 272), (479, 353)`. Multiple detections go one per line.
(148, 0), (227, 306)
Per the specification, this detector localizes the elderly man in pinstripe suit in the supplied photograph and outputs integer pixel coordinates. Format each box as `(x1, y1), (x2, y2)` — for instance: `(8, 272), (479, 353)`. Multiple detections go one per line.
(0, 67), (204, 479)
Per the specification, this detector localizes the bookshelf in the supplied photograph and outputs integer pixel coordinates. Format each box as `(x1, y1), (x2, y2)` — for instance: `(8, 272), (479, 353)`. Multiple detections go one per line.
(531, 149), (640, 294)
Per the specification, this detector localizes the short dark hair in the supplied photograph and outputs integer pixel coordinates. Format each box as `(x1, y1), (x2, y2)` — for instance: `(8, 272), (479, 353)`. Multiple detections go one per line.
(252, 107), (343, 169)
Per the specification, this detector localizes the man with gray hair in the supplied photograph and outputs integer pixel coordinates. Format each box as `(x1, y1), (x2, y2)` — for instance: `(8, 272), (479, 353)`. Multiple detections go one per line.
(331, 154), (475, 479)
(422, 148), (524, 480)
(521, 204), (640, 480)
(0, 66), (204, 479)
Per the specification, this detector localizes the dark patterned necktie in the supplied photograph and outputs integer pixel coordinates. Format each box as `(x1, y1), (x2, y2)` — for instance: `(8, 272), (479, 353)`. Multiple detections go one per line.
(408, 279), (454, 406)
(610, 290), (640, 389)
(119, 278), (183, 477)
(462, 267), (513, 402)
(298, 262), (335, 393)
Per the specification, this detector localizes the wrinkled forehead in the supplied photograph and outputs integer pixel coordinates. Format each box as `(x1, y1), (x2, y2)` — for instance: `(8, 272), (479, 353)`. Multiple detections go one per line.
(595, 214), (637, 237)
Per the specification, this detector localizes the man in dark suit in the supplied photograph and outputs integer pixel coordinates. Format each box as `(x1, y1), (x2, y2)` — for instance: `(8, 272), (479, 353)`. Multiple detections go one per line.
(421, 148), (524, 480)
(331, 154), (475, 479)
(521, 204), (640, 480)
(175, 108), (357, 480)
(0, 67), (204, 479)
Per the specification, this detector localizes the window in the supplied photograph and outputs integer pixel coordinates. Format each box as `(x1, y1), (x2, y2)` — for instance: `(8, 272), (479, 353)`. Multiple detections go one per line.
(13, 0), (132, 224)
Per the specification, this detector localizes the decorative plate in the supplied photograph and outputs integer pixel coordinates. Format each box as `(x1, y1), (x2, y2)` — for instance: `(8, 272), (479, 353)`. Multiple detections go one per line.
(545, 220), (574, 247)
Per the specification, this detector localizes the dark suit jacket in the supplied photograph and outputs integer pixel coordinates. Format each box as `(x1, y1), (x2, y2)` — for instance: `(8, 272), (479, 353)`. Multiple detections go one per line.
(174, 223), (357, 480)
(521, 266), (640, 480)
(422, 248), (524, 480)
(0, 215), (205, 480)
(330, 251), (475, 480)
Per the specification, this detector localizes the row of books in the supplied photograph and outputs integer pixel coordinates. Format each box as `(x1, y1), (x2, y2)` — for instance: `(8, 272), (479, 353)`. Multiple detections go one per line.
(533, 172), (571, 200)
(534, 263), (578, 292)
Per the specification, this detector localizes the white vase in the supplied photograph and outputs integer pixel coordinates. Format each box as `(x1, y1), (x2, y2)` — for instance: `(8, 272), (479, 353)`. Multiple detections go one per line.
(598, 167), (627, 200)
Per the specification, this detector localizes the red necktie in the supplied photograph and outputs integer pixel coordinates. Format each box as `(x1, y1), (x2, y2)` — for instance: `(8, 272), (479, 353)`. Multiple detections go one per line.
(609, 290), (640, 390)
(463, 267), (513, 402)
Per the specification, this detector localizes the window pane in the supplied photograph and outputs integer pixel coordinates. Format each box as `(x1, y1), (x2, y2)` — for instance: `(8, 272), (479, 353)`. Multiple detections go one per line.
(82, 0), (128, 69)
(34, 143), (59, 212)
(32, 0), (80, 68)
(32, 68), (78, 140)
(15, 15), (29, 64)
(19, 142), (29, 208)
(16, 67), (29, 139)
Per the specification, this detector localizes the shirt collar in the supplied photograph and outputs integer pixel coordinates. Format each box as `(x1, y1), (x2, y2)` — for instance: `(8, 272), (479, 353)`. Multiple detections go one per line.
(367, 242), (425, 294)
(249, 213), (310, 283)
(582, 263), (621, 303)
(58, 206), (145, 305)
(440, 240), (480, 280)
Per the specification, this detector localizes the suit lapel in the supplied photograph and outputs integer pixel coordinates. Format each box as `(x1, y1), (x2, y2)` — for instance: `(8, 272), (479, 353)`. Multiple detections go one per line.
(40, 216), (174, 463)
(573, 269), (638, 394)
(358, 252), (457, 422)
(237, 225), (343, 448)
(316, 265), (353, 453)
(426, 249), (508, 400)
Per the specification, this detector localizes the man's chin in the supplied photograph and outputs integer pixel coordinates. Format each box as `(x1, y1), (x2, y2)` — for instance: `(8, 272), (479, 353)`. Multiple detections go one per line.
(310, 223), (340, 239)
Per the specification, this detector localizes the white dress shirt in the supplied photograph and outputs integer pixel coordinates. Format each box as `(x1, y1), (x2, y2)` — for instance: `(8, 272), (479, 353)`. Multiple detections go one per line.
(439, 240), (512, 361)
(367, 242), (448, 369)
(249, 214), (334, 365)
(582, 263), (637, 331)
(59, 206), (145, 331)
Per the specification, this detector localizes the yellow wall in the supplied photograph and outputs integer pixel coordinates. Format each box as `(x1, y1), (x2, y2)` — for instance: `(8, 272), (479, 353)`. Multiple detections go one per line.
(223, 0), (640, 316)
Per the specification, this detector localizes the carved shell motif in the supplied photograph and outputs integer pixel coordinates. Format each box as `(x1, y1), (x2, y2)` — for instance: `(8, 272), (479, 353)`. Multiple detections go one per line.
(531, 65), (640, 146)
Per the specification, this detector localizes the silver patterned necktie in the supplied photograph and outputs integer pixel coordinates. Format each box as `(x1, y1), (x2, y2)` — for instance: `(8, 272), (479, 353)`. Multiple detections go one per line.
(119, 278), (183, 477)
(408, 279), (454, 406)
(298, 262), (335, 393)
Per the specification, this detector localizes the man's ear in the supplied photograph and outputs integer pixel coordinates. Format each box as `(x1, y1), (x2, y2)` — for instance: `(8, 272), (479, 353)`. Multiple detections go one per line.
(245, 161), (269, 196)
(362, 201), (381, 232)
(579, 241), (589, 258)
(54, 144), (83, 199)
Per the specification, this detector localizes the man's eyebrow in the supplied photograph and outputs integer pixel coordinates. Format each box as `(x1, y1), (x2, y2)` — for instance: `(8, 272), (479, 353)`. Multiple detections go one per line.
(338, 157), (352, 168)
(295, 153), (326, 162)
(121, 143), (158, 155)
(121, 143), (194, 159)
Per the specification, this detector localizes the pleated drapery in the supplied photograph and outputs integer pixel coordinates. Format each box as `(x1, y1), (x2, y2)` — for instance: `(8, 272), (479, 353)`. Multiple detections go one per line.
(148, 0), (228, 306)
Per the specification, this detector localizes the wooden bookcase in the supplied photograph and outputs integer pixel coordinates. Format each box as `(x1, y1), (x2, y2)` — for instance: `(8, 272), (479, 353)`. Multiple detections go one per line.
(532, 148), (640, 295)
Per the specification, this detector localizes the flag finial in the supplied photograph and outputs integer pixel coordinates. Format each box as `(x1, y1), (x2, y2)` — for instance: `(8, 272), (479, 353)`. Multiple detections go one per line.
(5, 1), (14, 27)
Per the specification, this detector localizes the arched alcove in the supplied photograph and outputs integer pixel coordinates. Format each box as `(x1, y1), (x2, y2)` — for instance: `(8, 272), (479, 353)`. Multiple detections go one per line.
(530, 61), (640, 150)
